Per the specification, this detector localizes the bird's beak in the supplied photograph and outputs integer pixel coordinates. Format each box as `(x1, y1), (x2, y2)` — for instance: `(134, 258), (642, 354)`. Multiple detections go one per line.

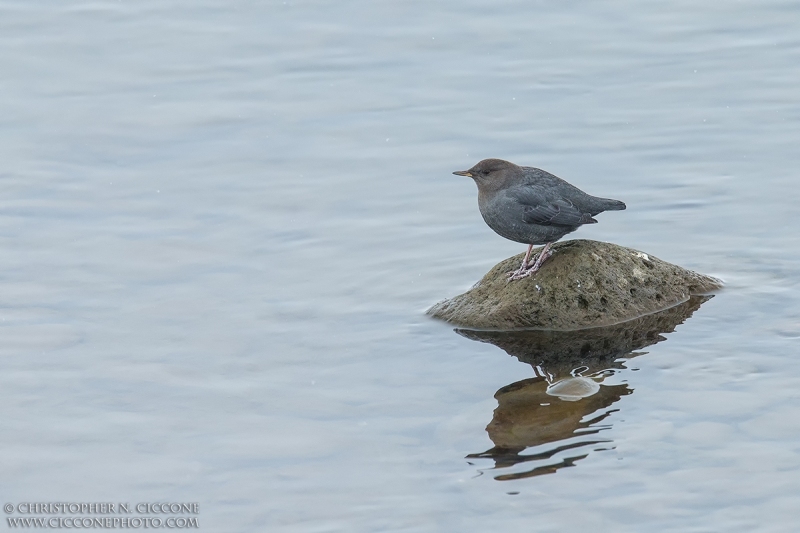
(453, 170), (472, 177)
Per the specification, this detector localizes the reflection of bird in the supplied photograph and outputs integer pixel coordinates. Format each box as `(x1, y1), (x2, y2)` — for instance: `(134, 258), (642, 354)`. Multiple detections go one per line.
(467, 375), (631, 480)
(453, 159), (626, 280)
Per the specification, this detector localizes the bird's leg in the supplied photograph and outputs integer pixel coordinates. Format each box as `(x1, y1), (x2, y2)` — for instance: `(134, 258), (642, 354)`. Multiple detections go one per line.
(506, 244), (535, 278)
(520, 244), (535, 270)
(507, 242), (553, 281)
(527, 242), (553, 272)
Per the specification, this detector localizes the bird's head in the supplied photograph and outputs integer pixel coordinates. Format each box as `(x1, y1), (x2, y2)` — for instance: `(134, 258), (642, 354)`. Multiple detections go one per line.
(453, 159), (519, 189)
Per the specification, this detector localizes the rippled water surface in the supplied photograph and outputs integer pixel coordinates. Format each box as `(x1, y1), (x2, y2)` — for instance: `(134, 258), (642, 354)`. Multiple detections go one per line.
(2, 1), (800, 531)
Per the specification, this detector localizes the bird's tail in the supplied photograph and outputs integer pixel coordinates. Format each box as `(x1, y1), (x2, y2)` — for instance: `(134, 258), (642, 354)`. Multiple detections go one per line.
(599, 198), (626, 211)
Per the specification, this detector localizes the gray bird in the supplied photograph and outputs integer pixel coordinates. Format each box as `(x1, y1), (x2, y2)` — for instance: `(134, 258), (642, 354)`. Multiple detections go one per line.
(453, 159), (626, 280)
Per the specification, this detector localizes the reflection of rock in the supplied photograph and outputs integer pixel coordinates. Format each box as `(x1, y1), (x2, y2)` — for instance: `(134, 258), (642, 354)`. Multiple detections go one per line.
(462, 294), (714, 480)
(458, 295), (712, 377)
(428, 239), (721, 330)
(468, 376), (631, 480)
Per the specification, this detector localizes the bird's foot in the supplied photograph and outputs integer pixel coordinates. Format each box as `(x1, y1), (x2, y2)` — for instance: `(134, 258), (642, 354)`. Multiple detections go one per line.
(507, 260), (544, 281)
(507, 267), (537, 281)
(506, 246), (554, 282)
(506, 264), (528, 278)
(506, 254), (532, 278)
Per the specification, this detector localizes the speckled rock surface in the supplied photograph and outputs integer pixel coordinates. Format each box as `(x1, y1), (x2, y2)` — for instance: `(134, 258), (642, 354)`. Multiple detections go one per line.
(427, 239), (722, 330)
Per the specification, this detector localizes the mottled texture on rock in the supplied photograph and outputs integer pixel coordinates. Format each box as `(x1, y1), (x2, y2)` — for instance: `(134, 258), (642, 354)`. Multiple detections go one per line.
(428, 239), (722, 330)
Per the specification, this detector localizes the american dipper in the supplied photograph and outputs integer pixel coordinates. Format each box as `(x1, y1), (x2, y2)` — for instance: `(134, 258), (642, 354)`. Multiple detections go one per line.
(453, 159), (626, 280)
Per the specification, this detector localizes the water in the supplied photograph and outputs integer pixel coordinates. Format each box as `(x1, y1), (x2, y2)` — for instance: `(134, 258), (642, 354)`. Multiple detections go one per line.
(1, 1), (799, 531)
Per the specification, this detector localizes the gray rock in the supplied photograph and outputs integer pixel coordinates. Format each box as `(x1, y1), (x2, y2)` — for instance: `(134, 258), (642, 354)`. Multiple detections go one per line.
(428, 239), (722, 330)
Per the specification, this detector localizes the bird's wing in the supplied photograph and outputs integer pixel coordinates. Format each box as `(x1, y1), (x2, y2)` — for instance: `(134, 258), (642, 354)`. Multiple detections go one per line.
(511, 190), (597, 226)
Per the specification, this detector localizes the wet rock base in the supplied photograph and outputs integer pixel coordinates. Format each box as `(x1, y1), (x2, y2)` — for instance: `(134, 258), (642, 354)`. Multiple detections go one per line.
(427, 239), (722, 330)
